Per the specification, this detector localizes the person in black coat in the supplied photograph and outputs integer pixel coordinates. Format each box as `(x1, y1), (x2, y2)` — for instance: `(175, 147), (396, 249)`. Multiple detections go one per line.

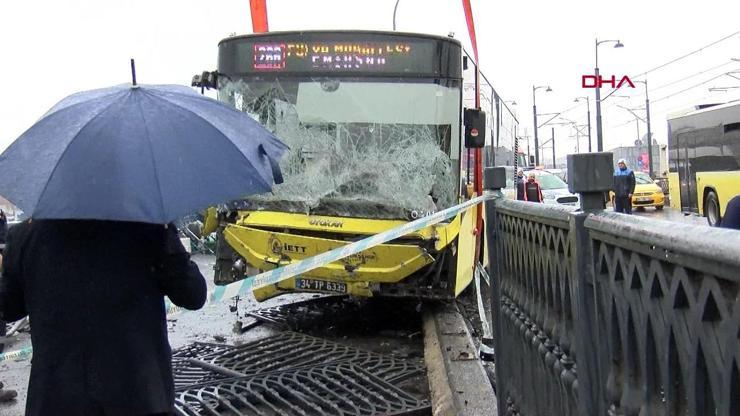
(515, 169), (526, 201)
(612, 158), (636, 214)
(523, 172), (544, 203)
(0, 219), (207, 416)
(720, 195), (740, 229)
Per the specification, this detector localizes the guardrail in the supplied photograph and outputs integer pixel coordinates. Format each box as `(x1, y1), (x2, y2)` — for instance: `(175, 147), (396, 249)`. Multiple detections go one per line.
(484, 153), (740, 416)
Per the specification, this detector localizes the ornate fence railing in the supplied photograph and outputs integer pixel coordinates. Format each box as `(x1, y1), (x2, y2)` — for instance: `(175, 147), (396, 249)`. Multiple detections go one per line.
(484, 153), (740, 416)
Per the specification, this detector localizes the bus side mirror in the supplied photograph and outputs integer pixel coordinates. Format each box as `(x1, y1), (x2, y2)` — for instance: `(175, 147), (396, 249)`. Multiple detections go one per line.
(529, 155), (535, 166)
(191, 71), (218, 90)
(464, 108), (486, 148)
(463, 56), (469, 70)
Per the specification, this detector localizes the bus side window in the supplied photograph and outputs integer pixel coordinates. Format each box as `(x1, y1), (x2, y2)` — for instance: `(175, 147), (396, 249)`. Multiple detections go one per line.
(724, 122), (740, 133)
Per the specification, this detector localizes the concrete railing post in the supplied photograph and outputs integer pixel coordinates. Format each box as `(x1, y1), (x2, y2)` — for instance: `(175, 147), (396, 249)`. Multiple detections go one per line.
(567, 152), (614, 212)
(483, 166), (507, 409)
(566, 152), (613, 414)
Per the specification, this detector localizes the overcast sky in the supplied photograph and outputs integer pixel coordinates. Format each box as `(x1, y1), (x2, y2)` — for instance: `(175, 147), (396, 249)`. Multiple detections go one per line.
(2, 0), (739, 166)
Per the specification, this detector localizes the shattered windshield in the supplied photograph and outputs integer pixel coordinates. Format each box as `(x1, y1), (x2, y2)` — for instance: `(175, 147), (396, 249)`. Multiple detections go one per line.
(219, 77), (461, 220)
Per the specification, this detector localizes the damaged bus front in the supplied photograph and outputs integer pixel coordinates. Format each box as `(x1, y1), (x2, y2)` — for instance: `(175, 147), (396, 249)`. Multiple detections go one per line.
(198, 31), (483, 301)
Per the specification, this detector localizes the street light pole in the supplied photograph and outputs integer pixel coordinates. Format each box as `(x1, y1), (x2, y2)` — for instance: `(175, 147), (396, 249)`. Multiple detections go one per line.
(594, 40), (603, 151)
(594, 38), (624, 152)
(392, 0), (400, 30)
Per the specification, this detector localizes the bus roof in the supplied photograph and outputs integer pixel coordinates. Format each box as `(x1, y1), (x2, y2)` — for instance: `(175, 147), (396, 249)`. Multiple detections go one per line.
(218, 30), (462, 48)
(667, 100), (740, 121)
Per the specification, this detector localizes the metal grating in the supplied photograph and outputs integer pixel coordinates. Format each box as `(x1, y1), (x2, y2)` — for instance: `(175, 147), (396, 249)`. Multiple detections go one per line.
(172, 343), (239, 389)
(173, 342), (236, 359)
(246, 296), (353, 329)
(172, 359), (224, 389)
(174, 362), (430, 416)
(172, 332), (423, 389)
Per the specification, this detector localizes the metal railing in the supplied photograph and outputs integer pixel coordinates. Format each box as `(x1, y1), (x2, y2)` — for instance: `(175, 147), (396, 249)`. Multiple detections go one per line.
(484, 153), (740, 416)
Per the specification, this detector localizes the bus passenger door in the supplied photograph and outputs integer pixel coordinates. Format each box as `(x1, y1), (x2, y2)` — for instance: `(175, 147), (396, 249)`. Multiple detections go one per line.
(677, 132), (698, 213)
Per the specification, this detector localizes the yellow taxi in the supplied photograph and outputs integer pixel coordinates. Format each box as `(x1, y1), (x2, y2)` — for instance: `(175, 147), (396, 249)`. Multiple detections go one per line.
(610, 171), (665, 210)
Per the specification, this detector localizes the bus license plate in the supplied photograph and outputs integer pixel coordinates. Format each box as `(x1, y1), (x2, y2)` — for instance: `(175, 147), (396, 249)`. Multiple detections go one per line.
(295, 278), (347, 293)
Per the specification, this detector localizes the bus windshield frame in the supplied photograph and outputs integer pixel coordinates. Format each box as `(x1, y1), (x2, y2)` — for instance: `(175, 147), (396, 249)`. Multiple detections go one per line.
(217, 32), (464, 221)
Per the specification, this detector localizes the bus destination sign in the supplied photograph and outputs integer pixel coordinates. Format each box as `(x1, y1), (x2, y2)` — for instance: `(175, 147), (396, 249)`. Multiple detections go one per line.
(252, 41), (418, 72)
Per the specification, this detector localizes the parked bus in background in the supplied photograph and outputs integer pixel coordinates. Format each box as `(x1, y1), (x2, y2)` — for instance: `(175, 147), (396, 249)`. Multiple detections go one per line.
(667, 101), (740, 226)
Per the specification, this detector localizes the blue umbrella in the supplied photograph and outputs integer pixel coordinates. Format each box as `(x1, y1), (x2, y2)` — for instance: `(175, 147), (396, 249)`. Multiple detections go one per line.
(0, 83), (287, 223)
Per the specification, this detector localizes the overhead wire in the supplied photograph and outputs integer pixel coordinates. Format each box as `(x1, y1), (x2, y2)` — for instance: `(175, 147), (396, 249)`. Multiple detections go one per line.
(600, 36), (739, 145)
(597, 32), (740, 112)
(630, 29), (740, 79)
(599, 61), (740, 113)
(537, 31), (740, 144)
(652, 70), (738, 102)
(603, 79), (735, 130)
(647, 60), (737, 92)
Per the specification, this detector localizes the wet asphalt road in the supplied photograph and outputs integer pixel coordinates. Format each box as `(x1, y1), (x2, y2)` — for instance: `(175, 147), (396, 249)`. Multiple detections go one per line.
(624, 205), (708, 226)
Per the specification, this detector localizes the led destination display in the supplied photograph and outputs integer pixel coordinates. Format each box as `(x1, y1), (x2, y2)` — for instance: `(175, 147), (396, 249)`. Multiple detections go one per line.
(219, 32), (462, 78)
(253, 41), (417, 71)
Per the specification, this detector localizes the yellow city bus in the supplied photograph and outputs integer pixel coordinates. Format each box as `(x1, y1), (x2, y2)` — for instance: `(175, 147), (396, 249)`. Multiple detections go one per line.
(196, 31), (518, 301)
(667, 101), (740, 226)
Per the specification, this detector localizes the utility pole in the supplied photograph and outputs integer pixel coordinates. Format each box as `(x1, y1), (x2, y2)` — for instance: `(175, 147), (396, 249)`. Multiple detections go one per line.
(533, 88), (540, 166)
(574, 96), (593, 152)
(643, 80), (654, 178)
(586, 97), (592, 152)
(532, 85), (551, 166)
(551, 127), (556, 168)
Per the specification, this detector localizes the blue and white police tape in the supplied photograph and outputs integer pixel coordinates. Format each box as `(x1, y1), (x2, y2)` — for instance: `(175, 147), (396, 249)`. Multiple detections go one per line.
(1, 193), (494, 362)
(0, 346), (33, 363)
(189, 193), (492, 304)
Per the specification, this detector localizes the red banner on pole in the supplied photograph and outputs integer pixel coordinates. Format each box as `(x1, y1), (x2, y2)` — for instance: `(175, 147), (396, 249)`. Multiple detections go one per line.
(249, 0), (269, 33)
(462, 0), (479, 67)
(462, 0), (483, 258)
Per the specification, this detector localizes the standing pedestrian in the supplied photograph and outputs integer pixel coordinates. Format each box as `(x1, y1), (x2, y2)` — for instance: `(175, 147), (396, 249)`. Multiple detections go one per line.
(523, 172), (544, 203)
(0, 220), (207, 416)
(613, 158), (636, 214)
(515, 169), (526, 201)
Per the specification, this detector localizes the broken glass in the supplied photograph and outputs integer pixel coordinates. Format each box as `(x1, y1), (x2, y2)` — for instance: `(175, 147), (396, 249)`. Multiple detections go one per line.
(219, 77), (460, 220)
